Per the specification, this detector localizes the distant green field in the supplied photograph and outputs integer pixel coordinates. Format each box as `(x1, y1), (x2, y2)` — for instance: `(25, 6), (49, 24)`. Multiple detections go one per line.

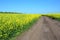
(44, 13), (60, 21)
(0, 13), (41, 40)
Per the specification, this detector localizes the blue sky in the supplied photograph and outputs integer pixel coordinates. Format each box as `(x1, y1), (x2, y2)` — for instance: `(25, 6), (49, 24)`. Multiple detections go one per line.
(0, 0), (60, 13)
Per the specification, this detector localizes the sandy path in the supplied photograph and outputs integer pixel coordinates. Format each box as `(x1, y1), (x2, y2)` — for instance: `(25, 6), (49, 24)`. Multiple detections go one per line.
(16, 16), (60, 40)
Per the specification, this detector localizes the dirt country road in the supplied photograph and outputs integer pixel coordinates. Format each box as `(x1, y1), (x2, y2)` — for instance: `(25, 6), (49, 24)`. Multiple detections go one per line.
(16, 16), (60, 40)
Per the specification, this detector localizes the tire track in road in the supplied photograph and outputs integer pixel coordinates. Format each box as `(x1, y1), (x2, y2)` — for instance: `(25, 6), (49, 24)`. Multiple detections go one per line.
(40, 16), (56, 40)
(44, 16), (60, 40)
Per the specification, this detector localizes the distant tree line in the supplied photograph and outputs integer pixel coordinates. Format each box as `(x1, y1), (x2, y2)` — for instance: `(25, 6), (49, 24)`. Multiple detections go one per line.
(0, 12), (23, 14)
